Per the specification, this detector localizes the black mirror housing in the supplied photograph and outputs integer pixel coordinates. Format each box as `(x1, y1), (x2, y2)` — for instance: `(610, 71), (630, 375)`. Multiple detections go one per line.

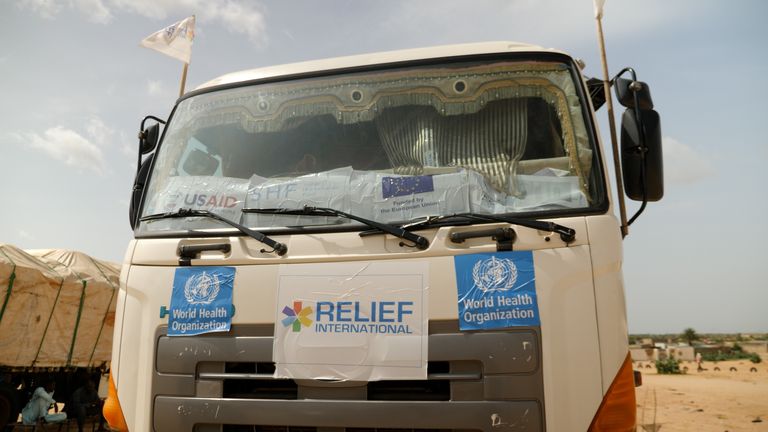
(139, 123), (160, 154)
(131, 116), (165, 229)
(615, 77), (654, 110)
(620, 108), (664, 202)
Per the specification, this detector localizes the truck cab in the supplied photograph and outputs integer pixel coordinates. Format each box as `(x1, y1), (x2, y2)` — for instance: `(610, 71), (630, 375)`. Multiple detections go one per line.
(107, 42), (658, 431)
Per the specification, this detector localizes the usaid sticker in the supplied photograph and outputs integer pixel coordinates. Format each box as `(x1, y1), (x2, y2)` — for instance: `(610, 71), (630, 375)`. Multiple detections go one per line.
(168, 267), (235, 336)
(454, 251), (539, 330)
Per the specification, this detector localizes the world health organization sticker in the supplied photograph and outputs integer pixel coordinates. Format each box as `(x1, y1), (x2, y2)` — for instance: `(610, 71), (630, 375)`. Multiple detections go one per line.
(169, 266), (235, 336)
(455, 251), (539, 331)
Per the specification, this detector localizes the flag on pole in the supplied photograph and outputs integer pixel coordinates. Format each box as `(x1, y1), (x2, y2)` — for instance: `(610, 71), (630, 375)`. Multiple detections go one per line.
(593, 0), (606, 19)
(140, 16), (195, 64)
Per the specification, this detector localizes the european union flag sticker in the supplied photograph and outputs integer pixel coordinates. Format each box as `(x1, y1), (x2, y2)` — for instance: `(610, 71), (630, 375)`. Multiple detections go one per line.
(168, 266), (235, 336)
(454, 251), (539, 331)
(382, 175), (434, 198)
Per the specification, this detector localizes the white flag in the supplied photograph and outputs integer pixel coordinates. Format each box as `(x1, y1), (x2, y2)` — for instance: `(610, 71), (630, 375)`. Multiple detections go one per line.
(140, 16), (195, 64)
(593, 0), (606, 19)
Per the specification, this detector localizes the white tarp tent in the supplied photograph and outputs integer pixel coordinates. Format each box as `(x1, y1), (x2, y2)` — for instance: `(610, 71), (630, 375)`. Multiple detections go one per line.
(0, 244), (119, 368)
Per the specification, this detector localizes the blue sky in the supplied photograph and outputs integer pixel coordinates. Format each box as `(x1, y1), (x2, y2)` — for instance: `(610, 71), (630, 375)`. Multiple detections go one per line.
(1, 0), (766, 333)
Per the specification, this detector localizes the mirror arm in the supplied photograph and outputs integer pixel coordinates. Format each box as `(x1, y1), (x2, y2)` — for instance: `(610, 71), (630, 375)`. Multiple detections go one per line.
(615, 69), (646, 141)
(626, 153), (648, 226)
(140, 115), (166, 131)
(627, 104), (649, 226)
(611, 67), (636, 84)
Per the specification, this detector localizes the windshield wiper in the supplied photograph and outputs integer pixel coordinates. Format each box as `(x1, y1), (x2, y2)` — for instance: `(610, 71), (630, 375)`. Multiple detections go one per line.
(242, 206), (430, 250)
(362, 213), (576, 243)
(140, 208), (288, 256)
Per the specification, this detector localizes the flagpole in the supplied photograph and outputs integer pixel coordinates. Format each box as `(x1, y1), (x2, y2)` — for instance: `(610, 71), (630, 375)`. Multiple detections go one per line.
(179, 62), (189, 98)
(596, 12), (629, 237)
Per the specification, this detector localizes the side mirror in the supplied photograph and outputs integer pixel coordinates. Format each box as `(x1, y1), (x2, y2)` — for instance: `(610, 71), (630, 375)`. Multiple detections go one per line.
(130, 115), (166, 229)
(614, 78), (654, 110)
(139, 123), (160, 154)
(620, 108), (663, 201)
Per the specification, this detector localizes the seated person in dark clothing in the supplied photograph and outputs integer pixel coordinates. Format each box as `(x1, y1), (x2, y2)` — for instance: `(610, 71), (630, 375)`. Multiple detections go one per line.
(70, 380), (103, 432)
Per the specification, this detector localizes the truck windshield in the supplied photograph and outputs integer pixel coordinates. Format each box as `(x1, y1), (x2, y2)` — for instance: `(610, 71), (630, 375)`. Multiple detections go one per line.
(139, 59), (603, 234)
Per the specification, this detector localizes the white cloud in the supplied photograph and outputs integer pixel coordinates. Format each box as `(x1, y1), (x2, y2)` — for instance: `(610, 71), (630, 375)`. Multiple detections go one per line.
(18, 0), (268, 45)
(212, 1), (267, 44)
(119, 130), (139, 172)
(74, 0), (112, 23)
(108, 0), (177, 19)
(86, 117), (115, 145)
(119, 131), (136, 158)
(26, 127), (106, 174)
(16, 0), (61, 19)
(663, 136), (715, 184)
(147, 79), (166, 97)
(14, 119), (114, 175)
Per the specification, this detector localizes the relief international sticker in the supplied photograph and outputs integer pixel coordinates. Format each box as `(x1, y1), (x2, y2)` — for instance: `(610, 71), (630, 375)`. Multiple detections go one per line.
(168, 266), (235, 336)
(454, 251), (539, 331)
(273, 261), (428, 381)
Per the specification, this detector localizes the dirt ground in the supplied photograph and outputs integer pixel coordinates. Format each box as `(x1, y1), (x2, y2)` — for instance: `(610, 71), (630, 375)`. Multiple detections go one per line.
(634, 359), (768, 432)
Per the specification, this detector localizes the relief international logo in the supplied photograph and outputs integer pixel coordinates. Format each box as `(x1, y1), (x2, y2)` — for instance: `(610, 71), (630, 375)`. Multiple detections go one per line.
(281, 301), (313, 332)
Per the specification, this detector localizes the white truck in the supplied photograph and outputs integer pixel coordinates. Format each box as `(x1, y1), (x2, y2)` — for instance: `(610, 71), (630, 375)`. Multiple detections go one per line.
(105, 42), (662, 431)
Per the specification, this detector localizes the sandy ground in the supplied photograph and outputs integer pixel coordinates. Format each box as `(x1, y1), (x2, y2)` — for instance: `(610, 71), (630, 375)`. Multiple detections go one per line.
(634, 359), (768, 432)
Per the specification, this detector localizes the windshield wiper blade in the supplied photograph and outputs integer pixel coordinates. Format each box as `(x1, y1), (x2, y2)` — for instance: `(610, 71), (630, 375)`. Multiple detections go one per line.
(140, 208), (288, 256)
(362, 213), (576, 243)
(242, 205), (430, 250)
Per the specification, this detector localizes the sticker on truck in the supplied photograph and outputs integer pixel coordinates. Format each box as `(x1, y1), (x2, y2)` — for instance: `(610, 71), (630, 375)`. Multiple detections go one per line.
(455, 251), (539, 330)
(273, 261), (428, 381)
(168, 266), (235, 336)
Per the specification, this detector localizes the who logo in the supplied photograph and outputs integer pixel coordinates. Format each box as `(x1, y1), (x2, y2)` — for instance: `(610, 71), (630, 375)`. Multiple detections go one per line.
(183, 271), (221, 305)
(472, 256), (519, 292)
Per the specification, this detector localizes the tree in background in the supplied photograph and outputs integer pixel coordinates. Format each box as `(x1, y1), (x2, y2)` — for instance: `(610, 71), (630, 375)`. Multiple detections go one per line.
(656, 358), (683, 374)
(683, 328), (699, 346)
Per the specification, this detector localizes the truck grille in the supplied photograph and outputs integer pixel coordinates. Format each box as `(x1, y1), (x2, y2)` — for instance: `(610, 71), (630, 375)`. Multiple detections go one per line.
(219, 361), (451, 401)
(152, 323), (544, 431)
(216, 428), (465, 432)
